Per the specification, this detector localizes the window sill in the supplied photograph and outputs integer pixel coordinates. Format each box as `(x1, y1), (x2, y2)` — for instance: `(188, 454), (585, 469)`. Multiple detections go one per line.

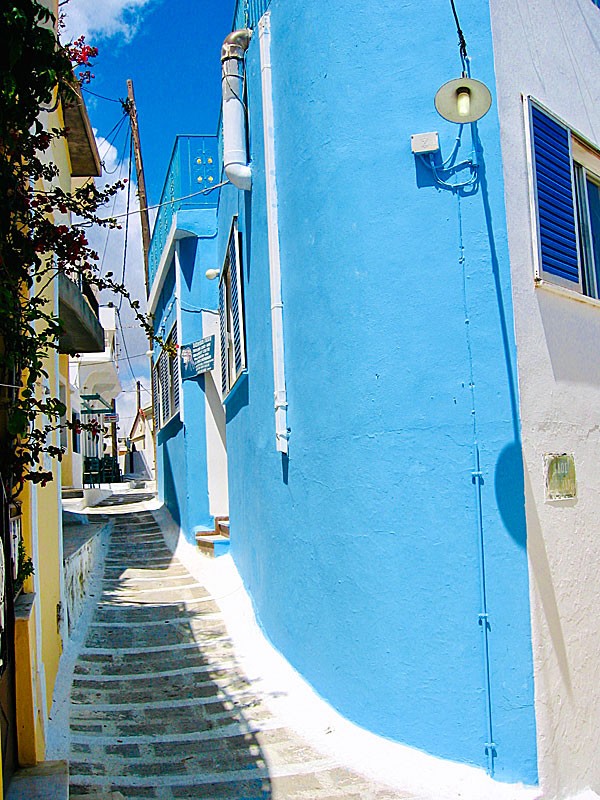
(535, 279), (600, 310)
(158, 409), (181, 432)
(223, 370), (248, 406)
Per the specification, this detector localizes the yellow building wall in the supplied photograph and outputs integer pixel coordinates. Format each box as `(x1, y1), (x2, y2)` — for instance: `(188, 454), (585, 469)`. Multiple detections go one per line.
(36, 470), (63, 717)
(15, 596), (41, 766)
(13, 73), (69, 768)
(15, 344), (64, 764)
(34, 64), (69, 717)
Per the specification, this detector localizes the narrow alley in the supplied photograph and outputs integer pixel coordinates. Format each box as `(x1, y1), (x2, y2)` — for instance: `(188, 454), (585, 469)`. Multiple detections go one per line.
(65, 496), (408, 800)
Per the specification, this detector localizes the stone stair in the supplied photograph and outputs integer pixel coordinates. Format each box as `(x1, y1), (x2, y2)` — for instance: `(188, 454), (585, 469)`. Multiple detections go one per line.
(62, 488), (84, 500)
(195, 516), (230, 557)
(5, 760), (69, 799)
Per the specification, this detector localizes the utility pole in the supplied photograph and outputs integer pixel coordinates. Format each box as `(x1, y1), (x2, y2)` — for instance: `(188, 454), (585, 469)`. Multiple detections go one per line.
(127, 79), (151, 300)
(126, 79), (157, 480)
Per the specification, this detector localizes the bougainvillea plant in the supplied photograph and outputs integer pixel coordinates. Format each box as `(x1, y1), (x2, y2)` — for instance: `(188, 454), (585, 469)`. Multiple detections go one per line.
(0, 0), (157, 498)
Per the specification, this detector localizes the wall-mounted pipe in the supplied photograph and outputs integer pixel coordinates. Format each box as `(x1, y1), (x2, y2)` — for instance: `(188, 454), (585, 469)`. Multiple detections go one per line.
(221, 29), (252, 191)
(259, 13), (288, 454)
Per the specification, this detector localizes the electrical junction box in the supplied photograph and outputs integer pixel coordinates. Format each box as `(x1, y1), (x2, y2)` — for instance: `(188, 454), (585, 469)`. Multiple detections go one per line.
(411, 132), (440, 154)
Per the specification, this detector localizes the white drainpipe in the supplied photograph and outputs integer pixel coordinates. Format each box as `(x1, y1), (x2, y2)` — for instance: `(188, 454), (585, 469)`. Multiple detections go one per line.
(221, 29), (252, 191)
(259, 12), (288, 454)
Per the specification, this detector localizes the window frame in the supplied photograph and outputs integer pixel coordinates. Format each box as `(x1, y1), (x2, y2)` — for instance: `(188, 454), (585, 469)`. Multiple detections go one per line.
(153, 322), (180, 430)
(526, 97), (600, 303)
(219, 217), (247, 399)
(572, 143), (600, 300)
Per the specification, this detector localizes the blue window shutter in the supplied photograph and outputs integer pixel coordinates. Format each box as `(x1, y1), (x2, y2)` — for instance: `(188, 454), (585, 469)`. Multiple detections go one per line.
(152, 363), (160, 428)
(531, 105), (580, 283)
(171, 326), (179, 413)
(229, 232), (244, 374)
(160, 351), (170, 423)
(218, 278), (227, 395)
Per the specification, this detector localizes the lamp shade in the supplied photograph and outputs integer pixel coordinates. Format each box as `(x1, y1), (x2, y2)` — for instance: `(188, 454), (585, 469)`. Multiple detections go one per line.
(434, 77), (492, 124)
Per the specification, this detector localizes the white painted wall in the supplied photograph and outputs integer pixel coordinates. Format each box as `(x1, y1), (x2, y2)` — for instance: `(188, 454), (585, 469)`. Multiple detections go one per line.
(489, 2), (600, 797)
(71, 390), (82, 489)
(202, 311), (228, 517)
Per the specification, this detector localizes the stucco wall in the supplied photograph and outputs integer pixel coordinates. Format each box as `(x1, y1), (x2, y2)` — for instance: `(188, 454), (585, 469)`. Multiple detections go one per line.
(489, 1), (600, 796)
(218, 0), (536, 784)
(155, 258), (189, 533)
(201, 311), (228, 518)
(154, 211), (225, 541)
(64, 530), (104, 634)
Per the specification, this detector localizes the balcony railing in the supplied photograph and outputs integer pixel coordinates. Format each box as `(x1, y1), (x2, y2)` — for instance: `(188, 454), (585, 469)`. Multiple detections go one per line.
(232, 0), (272, 30)
(149, 135), (219, 288)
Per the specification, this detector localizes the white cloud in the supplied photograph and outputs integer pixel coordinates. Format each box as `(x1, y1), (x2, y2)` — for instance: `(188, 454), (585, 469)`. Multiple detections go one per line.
(88, 131), (153, 439)
(61, 0), (155, 43)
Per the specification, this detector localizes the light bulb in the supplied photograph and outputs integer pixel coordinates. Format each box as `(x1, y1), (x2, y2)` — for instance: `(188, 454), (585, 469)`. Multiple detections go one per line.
(205, 269), (219, 280)
(456, 88), (471, 118)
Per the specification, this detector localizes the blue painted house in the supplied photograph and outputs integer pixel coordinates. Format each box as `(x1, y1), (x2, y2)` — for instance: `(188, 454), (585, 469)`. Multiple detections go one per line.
(149, 1), (600, 796)
(149, 135), (228, 538)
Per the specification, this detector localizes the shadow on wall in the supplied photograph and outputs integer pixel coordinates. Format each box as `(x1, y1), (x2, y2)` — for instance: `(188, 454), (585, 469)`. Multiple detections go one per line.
(205, 374), (227, 449)
(180, 237), (198, 292)
(158, 429), (182, 528)
(538, 290), (600, 386)
(225, 372), (249, 422)
(494, 443), (527, 549)
(523, 465), (573, 698)
(244, 190), (252, 283)
(477, 132), (529, 550)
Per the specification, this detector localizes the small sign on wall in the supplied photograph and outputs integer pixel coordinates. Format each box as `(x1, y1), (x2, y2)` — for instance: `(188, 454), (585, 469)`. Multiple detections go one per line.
(180, 336), (215, 380)
(544, 453), (577, 500)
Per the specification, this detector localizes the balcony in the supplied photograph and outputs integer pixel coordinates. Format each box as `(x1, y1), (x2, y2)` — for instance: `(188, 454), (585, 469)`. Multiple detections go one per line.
(58, 272), (104, 353)
(148, 135), (219, 290)
(62, 83), (102, 179)
(232, 0), (272, 29)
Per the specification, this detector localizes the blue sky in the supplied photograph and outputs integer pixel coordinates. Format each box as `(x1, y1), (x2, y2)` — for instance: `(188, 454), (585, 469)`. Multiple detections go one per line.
(65, 0), (236, 203)
(62, 0), (236, 438)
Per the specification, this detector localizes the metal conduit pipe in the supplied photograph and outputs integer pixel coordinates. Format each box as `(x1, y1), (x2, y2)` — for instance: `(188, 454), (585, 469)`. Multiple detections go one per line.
(221, 29), (252, 191)
(259, 12), (289, 453)
(473, 444), (496, 776)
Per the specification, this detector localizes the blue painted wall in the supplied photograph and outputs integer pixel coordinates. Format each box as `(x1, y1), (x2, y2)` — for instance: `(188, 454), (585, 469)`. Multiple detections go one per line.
(153, 207), (220, 543)
(214, 0), (538, 785)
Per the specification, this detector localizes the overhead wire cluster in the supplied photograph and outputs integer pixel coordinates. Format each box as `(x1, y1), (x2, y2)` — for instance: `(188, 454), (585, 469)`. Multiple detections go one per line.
(81, 85), (228, 428)
(82, 87), (139, 396)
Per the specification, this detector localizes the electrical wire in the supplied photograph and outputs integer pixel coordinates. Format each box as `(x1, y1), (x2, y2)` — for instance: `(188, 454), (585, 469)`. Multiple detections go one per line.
(550, 0), (598, 142)
(442, 125), (465, 169)
(222, 70), (247, 112)
(97, 113), (129, 163)
(81, 87), (123, 104)
(77, 181), (230, 226)
(427, 153), (478, 191)
(99, 125), (132, 277)
(118, 133), (134, 310)
(181, 305), (218, 314)
(121, 384), (152, 395)
(115, 307), (137, 385)
(101, 118), (131, 175)
(79, 351), (150, 366)
(450, 0), (468, 69)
